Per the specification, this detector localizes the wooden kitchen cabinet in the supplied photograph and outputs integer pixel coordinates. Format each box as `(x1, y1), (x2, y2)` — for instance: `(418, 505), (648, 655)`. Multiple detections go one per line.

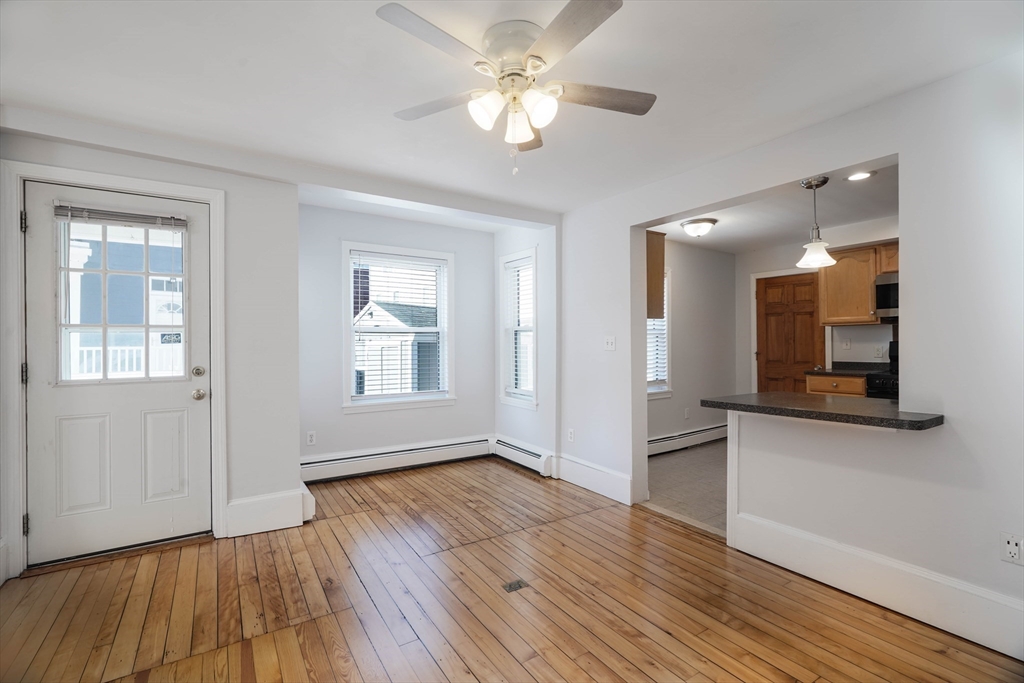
(818, 246), (879, 325)
(806, 374), (867, 396)
(878, 241), (899, 273)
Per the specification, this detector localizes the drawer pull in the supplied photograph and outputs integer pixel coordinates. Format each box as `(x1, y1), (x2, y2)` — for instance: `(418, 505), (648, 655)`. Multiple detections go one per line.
(832, 382), (838, 387)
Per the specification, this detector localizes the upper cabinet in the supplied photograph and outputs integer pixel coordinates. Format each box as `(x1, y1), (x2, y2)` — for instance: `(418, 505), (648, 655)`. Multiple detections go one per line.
(818, 240), (898, 325)
(646, 231), (666, 319)
(878, 241), (899, 273)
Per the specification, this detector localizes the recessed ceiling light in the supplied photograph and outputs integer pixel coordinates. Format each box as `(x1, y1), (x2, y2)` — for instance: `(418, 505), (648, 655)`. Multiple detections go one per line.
(846, 171), (875, 181)
(681, 218), (717, 238)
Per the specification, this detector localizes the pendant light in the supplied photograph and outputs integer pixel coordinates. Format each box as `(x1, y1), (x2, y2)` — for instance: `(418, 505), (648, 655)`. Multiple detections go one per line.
(796, 176), (836, 268)
(504, 103), (534, 144)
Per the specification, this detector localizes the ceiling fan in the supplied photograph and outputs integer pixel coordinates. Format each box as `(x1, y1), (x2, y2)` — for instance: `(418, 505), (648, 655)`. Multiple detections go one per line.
(376, 0), (657, 152)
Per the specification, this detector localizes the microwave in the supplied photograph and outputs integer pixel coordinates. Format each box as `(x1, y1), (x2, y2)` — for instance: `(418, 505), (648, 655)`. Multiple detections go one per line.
(876, 272), (898, 318)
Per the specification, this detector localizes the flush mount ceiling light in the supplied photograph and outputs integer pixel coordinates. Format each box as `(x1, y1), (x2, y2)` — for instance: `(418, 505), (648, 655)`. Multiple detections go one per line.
(681, 218), (717, 238)
(376, 0), (657, 155)
(796, 176), (837, 269)
(846, 171), (876, 181)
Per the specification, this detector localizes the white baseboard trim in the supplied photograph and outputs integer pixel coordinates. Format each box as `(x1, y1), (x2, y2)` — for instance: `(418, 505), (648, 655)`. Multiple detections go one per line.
(492, 434), (552, 476)
(648, 424), (727, 456)
(551, 453), (632, 505)
(225, 488), (304, 538)
(301, 436), (492, 482)
(731, 512), (1024, 659)
(300, 483), (316, 521)
(0, 540), (9, 586)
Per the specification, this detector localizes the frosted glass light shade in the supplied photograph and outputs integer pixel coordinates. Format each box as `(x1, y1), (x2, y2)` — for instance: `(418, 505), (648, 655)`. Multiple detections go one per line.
(505, 105), (535, 144)
(682, 220), (715, 237)
(467, 90), (505, 131)
(521, 88), (558, 128)
(796, 240), (837, 268)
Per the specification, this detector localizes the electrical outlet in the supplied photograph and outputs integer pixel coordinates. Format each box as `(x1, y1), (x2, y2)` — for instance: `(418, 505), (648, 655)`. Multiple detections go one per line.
(685, 408), (690, 419)
(874, 345), (886, 358)
(567, 428), (575, 443)
(306, 431), (316, 446)
(1001, 533), (1023, 565)
(841, 339), (851, 350)
(604, 336), (616, 351)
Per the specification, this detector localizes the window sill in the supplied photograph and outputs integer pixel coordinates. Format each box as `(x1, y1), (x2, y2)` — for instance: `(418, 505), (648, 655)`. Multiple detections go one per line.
(500, 395), (538, 411)
(343, 396), (456, 414)
(648, 388), (673, 401)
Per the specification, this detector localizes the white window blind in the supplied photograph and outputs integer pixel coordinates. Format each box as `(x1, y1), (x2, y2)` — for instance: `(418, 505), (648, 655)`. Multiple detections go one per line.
(350, 249), (448, 400)
(647, 274), (668, 390)
(504, 255), (535, 402)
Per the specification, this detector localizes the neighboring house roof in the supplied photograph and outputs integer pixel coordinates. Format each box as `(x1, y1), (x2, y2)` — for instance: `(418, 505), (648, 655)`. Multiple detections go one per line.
(354, 300), (437, 328)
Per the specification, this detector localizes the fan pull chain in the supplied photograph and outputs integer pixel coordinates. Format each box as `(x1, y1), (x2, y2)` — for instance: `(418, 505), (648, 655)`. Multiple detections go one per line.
(509, 147), (519, 176)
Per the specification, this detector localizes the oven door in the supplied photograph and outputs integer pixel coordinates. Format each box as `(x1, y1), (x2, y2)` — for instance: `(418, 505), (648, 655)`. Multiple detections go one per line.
(875, 273), (898, 317)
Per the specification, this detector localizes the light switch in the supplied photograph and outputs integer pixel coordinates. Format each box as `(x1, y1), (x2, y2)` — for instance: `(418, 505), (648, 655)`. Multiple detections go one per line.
(604, 336), (616, 351)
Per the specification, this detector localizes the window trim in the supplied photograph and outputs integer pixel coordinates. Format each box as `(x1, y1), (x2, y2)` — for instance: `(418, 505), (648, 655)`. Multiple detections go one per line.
(647, 268), (671, 398)
(341, 241), (456, 413)
(499, 248), (538, 410)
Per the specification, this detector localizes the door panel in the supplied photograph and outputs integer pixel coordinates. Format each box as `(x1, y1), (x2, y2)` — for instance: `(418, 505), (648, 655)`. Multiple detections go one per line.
(25, 182), (212, 564)
(756, 273), (825, 392)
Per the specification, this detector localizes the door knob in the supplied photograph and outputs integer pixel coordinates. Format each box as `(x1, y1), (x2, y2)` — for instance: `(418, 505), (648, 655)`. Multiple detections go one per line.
(192, 389), (207, 401)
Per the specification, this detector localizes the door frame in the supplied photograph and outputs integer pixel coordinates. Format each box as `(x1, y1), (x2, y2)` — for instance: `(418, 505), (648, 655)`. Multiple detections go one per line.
(749, 268), (833, 391)
(1, 160), (227, 580)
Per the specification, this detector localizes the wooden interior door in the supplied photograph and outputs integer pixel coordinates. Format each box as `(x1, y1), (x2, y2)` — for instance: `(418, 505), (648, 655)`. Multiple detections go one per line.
(757, 273), (825, 392)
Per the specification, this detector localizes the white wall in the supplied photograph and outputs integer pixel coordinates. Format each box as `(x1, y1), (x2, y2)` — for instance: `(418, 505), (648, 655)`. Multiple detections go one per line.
(494, 226), (558, 455)
(0, 133), (301, 505)
(831, 325), (894, 363)
(733, 216), (898, 392)
(648, 240), (735, 440)
(299, 205), (495, 459)
(561, 53), (1023, 656)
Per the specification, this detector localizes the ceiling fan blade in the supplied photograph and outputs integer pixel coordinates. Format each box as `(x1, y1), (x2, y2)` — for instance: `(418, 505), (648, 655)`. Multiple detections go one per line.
(550, 81), (656, 115)
(376, 3), (497, 71)
(394, 90), (480, 121)
(517, 126), (543, 152)
(524, 0), (622, 71)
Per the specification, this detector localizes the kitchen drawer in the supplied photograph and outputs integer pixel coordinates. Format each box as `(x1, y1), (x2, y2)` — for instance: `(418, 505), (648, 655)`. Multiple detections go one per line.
(806, 375), (867, 396)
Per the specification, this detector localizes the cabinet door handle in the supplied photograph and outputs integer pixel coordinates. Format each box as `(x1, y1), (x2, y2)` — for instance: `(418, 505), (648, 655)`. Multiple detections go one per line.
(832, 382), (838, 388)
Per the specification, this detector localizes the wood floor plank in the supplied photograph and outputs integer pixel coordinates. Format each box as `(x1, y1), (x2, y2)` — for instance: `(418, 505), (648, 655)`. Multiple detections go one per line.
(284, 527), (332, 620)
(298, 523), (351, 613)
(316, 612), (369, 683)
(191, 541), (219, 656)
(215, 539), (241, 649)
(273, 626), (310, 683)
(294, 618), (341, 683)
(40, 561), (115, 682)
(134, 549), (181, 671)
(59, 557), (131, 683)
(256, 532), (295, 631)
(251, 632), (283, 683)
(103, 553), (160, 682)
(20, 564), (97, 682)
(234, 537), (267, 640)
(163, 544), (200, 664)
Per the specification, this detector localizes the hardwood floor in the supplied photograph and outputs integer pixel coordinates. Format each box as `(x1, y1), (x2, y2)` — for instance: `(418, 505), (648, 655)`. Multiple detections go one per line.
(1, 457), (1021, 683)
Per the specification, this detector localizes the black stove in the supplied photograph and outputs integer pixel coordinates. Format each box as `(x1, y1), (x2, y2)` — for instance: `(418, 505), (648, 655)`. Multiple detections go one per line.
(866, 341), (899, 399)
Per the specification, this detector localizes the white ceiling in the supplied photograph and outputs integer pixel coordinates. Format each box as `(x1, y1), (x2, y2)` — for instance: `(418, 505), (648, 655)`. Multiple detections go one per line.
(647, 159), (899, 254)
(1, 1), (1020, 214)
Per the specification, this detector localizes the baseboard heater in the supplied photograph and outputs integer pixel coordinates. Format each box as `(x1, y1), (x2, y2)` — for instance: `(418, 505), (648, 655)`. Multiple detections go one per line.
(494, 439), (542, 459)
(648, 424), (726, 455)
(304, 438), (491, 468)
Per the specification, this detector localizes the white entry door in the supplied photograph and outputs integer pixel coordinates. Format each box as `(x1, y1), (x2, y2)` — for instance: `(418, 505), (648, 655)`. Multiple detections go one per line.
(25, 181), (212, 565)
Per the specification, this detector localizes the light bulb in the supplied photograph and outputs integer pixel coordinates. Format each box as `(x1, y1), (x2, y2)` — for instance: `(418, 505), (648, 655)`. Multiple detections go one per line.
(521, 88), (558, 128)
(504, 104), (535, 144)
(796, 240), (837, 268)
(467, 90), (505, 131)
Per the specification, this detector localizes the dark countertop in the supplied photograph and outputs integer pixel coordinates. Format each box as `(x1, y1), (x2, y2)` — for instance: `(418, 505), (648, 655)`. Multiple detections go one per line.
(700, 393), (943, 431)
(805, 362), (889, 377)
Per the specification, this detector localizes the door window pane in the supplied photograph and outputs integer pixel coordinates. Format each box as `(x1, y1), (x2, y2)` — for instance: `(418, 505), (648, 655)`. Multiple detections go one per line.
(62, 271), (103, 325)
(107, 329), (145, 379)
(107, 274), (145, 324)
(149, 229), (184, 274)
(63, 223), (103, 269)
(150, 329), (185, 377)
(149, 277), (184, 326)
(61, 328), (104, 381)
(107, 226), (146, 271)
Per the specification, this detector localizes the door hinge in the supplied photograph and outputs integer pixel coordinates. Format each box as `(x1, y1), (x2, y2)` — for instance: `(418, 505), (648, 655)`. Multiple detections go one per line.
(23, 514), (29, 536)
(20, 210), (28, 232)
(21, 362), (28, 384)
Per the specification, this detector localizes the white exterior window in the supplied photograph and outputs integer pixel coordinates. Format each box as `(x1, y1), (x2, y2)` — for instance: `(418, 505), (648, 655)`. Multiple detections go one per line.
(647, 271), (670, 397)
(343, 243), (454, 413)
(500, 249), (536, 407)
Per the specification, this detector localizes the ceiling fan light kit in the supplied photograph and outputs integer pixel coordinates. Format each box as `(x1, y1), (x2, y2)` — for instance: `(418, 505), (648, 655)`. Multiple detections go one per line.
(376, 0), (656, 158)
(796, 175), (837, 269)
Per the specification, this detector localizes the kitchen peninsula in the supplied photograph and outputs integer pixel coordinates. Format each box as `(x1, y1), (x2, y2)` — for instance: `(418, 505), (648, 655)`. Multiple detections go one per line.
(701, 392), (943, 430)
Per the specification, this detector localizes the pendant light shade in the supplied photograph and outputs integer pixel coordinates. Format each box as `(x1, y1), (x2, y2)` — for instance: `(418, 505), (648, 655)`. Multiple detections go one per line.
(796, 240), (837, 268)
(467, 90), (506, 131)
(796, 175), (835, 269)
(521, 88), (559, 128)
(504, 104), (535, 144)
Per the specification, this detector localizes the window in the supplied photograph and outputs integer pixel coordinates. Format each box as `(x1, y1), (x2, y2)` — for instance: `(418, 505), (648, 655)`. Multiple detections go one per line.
(647, 271), (669, 396)
(500, 250), (536, 406)
(344, 243), (453, 411)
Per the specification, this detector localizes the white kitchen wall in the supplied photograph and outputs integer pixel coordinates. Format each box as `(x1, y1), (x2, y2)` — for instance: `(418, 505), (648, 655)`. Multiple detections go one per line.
(494, 226), (558, 455)
(734, 216), (898, 391)
(0, 134), (301, 508)
(561, 53), (1023, 656)
(648, 240), (735, 440)
(831, 325), (894, 363)
(299, 205), (495, 459)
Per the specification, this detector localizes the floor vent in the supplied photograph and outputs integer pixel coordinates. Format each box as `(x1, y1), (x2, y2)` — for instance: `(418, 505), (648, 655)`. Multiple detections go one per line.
(503, 579), (528, 592)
